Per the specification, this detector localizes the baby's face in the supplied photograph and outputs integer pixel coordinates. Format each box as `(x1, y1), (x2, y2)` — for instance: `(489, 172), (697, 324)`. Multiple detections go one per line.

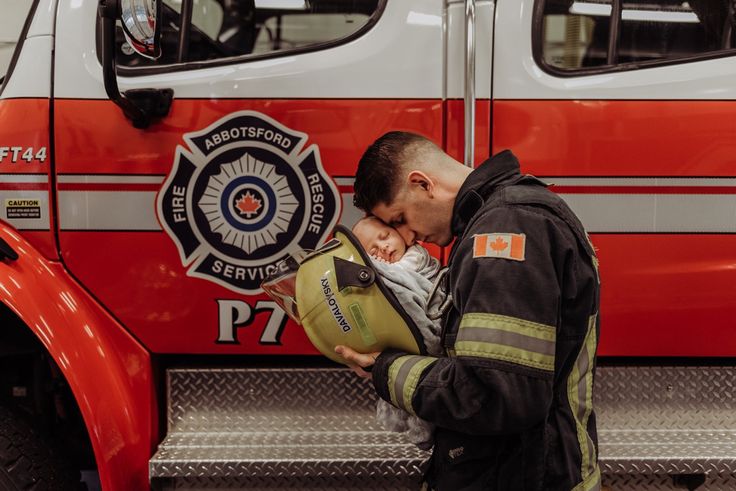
(353, 217), (407, 263)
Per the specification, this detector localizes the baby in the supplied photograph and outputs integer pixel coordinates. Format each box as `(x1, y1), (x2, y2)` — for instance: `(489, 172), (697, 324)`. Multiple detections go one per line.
(352, 216), (438, 277)
(352, 216), (444, 450)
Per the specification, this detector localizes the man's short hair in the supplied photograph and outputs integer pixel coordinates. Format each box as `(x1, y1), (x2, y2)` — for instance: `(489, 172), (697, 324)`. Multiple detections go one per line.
(353, 131), (438, 212)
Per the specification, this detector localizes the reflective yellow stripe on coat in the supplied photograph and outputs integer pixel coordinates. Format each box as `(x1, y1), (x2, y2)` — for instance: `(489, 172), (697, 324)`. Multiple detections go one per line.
(568, 313), (600, 489)
(388, 356), (436, 415)
(455, 313), (556, 371)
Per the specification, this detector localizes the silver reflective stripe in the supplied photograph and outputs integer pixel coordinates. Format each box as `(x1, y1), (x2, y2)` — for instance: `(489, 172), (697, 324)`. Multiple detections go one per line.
(543, 177), (736, 187)
(0, 175), (48, 183)
(559, 193), (736, 233)
(58, 191), (162, 230)
(459, 327), (555, 357)
(57, 175), (165, 184)
(324, 176), (736, 233)
(57, 174), (165, 231)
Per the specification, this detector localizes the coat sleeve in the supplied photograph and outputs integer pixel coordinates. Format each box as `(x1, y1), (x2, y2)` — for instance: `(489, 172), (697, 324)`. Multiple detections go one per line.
(372, 205), (577, 435)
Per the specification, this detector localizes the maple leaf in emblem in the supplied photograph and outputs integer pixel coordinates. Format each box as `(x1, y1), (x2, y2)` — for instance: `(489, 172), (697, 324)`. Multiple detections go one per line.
(236, 191), (262, 218)
(490, 236), (508, 252)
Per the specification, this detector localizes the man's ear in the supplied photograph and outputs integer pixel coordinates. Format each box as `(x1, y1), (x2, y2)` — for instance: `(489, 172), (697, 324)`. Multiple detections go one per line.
(406, 170), (434, 197)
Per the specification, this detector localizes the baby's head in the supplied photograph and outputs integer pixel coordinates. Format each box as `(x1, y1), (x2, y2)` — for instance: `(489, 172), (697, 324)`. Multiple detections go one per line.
(352, 216), (407, 264)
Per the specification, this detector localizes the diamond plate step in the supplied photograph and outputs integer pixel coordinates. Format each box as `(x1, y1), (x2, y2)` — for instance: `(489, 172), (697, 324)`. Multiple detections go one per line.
(150, 366), (736, 490)
(595, 366), (736, 481)
(150, 368), (429, 490)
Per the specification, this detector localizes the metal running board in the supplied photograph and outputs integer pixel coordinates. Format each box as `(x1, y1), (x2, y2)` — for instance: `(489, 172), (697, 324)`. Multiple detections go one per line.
(150, 366), (736, 490)
(149, 368), (429, 490)
(596, 365), (736, 489)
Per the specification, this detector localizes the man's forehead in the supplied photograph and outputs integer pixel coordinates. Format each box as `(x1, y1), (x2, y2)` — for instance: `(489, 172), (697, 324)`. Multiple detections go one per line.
(371, 201), (402, 222)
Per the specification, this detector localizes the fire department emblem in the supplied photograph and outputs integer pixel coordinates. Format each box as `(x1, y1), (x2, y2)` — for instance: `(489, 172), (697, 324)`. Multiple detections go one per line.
(157, 111), (340, 293)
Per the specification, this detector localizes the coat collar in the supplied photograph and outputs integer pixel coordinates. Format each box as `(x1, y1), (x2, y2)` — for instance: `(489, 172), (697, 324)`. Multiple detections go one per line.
(451, 150), (522, 236)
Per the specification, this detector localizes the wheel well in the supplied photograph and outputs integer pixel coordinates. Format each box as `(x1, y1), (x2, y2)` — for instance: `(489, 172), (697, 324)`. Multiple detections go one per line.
(0, 301), (97, 472)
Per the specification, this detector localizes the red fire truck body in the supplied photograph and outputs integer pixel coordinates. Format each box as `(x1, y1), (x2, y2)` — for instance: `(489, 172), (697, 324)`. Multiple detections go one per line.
(1, 0), (735, 489)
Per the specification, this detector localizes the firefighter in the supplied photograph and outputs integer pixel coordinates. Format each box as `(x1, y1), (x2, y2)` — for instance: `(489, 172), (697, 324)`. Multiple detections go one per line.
(336, 131), (601, 490)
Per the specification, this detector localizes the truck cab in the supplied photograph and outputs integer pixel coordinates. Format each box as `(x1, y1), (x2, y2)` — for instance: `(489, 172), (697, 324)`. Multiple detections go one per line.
(0, 0), (735, 489)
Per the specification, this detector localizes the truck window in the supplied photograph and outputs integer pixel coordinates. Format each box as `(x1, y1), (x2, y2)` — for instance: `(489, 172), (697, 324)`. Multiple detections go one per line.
(618, 0), (729, 63)
(0, 0), (34, 86)
(114, 0), (383, 72)
(540, 0), (612, 69)
(536, 0), (736, 73)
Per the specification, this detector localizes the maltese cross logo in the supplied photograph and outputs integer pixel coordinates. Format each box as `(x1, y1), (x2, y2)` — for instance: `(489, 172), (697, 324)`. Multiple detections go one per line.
(157, 110), (341, 294)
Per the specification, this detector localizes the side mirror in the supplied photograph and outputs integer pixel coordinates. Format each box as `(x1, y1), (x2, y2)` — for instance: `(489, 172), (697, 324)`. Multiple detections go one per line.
(98, 0), (172, 129)
(120, 0), (162, 59)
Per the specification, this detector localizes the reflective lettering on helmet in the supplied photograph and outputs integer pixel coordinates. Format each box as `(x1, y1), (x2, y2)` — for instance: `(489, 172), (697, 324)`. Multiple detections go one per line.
(320, 275), (353, 333)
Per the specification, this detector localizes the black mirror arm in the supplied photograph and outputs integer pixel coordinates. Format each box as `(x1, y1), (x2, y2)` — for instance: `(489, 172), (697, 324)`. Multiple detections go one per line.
(99, 0), (174, 129)
(98, 0), (151, 128)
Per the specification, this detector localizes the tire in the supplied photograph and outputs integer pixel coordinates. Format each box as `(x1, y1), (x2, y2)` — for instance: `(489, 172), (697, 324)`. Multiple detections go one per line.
(0, 404), (81, 491)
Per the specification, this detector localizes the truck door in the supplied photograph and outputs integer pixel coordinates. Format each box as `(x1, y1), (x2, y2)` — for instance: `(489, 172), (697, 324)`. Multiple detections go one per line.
(0, 0), (54, 260)
(493, 0), (736, 356)
(53, 0), (446, 353)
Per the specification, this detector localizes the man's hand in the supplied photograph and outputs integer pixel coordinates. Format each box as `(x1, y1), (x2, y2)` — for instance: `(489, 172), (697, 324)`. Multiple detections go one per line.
(334, 345), (381, 379)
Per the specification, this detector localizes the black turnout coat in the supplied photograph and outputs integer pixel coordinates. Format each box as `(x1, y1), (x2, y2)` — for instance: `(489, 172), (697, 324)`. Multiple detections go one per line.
(372, 151), (601, 491)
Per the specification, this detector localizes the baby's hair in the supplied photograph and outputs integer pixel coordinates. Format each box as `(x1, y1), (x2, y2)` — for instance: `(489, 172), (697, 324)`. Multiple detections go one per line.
(352, 215), (379, 232)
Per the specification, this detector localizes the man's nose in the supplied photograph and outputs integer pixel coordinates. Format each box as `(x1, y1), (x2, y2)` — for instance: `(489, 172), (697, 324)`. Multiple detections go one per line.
(396, 224), (415, 245)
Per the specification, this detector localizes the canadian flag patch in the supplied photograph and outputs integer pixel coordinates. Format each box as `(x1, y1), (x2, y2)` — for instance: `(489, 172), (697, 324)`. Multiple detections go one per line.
(473, 233), (526, 261)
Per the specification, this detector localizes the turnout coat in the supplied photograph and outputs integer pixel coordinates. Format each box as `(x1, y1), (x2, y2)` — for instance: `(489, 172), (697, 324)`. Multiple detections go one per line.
(372, 151), (601, 491)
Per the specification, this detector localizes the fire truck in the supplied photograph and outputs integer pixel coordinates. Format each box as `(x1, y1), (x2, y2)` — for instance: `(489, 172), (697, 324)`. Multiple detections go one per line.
(0, 0), (734, 489)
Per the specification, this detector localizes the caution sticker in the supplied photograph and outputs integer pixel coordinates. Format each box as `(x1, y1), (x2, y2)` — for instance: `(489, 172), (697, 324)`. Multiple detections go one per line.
(5, 199), (41, 219)
(473, 233), (526, 261)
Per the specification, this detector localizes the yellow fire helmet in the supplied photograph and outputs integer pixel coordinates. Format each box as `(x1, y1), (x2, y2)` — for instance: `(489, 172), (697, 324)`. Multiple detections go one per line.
(261, 224), (427, 364)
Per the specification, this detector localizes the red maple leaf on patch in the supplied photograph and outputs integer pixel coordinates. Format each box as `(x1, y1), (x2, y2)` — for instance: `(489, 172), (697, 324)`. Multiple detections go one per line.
(490, 236), (508, 252)
(236, 191), (262, 217)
